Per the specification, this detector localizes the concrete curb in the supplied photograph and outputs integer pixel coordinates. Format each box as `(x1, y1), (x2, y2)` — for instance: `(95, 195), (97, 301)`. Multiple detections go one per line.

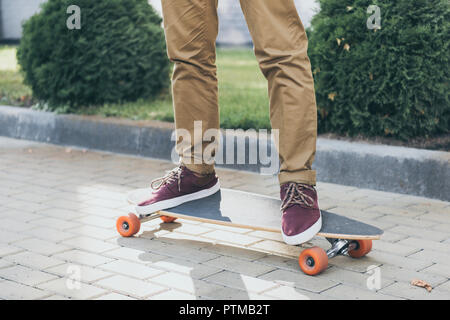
(1, 105), (449, 201)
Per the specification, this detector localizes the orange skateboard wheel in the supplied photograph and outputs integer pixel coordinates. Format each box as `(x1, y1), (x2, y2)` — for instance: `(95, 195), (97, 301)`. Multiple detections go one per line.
(299, 247), (328, 276)
(116, 213), (141, 237)
(348, 239), (372, 258)
(160, 215), (177, 223)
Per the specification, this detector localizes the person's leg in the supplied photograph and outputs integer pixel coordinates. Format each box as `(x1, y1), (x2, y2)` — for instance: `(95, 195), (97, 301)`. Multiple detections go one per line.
(134, 0), (221, 215)
(161, 0), (220, 174)
(240, 0), (320, 245)
(239, 0), (317, 186)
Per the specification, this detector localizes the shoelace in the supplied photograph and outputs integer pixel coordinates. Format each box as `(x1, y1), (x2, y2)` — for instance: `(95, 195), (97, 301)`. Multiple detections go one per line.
(151, 166), (182, 192)
(280, 182), (315, 211)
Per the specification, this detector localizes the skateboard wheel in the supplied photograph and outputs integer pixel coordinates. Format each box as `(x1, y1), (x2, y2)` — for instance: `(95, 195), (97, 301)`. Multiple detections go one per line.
(348, 239), (372, 258)
(299, 247), (328, 276)
(160, 215), (177, 223)
(116, 213), (141, 237)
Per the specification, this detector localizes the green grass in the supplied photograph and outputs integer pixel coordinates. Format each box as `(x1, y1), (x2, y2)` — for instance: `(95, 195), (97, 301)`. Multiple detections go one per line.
(0, 46), (270, 129)
(217, 49), (270, 129)
(0, 46), (33, 106)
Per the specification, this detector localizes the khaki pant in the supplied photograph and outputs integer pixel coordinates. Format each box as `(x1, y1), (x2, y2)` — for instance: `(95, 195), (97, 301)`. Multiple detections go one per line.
(161, 0), (317, 186)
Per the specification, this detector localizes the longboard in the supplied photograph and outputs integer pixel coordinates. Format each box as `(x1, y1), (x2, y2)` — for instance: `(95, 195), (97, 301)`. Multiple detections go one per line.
(117, 188), (383, 275)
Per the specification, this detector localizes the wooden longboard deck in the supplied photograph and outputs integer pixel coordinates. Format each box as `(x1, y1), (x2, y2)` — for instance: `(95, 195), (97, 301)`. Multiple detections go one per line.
(127, 188), (383, 240)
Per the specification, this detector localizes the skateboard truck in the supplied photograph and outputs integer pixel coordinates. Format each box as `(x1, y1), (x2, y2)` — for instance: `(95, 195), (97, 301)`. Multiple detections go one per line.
(116, 212), (179, 237)
(138, 212), (161, 221)
(298, 237), (373, 275)
(325, 238), (358, 258)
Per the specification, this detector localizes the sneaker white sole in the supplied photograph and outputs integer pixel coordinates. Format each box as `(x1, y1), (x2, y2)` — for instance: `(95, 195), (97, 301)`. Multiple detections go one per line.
(281, 214), (322, 245)
(135, 180), (221, 216)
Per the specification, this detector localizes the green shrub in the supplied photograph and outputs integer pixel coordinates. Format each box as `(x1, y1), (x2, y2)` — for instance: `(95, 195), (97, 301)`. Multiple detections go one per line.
(17, 0), (170, 110)
(308, 0), (450, 139)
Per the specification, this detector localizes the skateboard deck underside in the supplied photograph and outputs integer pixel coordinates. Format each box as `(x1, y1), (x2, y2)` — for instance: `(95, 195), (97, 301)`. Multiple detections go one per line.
(128, 188), (383, 240)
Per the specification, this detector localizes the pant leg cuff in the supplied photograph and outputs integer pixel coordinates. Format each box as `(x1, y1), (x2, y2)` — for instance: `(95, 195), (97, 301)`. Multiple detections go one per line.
(278, 170), (316, 186)
(181, 160), (216, 175)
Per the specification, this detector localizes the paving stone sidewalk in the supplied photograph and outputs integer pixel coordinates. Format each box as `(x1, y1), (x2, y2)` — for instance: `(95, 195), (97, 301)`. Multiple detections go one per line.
(0, 136), (449, 300)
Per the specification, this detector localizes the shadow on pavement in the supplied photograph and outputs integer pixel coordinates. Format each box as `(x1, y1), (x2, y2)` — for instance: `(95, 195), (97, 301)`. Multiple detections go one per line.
(117, 220), (318, 300)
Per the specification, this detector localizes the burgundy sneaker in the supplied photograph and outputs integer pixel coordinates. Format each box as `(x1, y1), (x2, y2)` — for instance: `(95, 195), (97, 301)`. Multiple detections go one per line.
(135, 166), (220, 215)
(280, 182), (322, 245)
